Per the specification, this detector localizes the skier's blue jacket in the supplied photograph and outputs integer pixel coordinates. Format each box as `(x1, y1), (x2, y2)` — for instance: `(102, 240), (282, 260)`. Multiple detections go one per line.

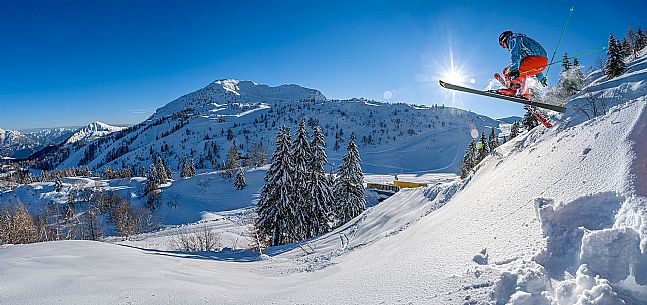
(507, 33), (547, 72)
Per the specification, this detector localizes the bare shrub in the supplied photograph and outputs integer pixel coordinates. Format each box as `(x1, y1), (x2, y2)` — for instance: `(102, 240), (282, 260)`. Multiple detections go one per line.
(0, 202), (37, 244)
(170, 225), (221, 252)
(573, 90), (608, 120)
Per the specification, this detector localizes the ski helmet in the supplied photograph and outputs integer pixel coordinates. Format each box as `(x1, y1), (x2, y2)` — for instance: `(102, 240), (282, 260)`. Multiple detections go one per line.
(499, 31), (513, 48)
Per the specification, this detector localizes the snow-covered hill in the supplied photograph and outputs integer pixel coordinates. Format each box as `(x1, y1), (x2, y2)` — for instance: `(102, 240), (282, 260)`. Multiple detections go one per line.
(43, 79), (499, 174)
(2, 53), (646, 305)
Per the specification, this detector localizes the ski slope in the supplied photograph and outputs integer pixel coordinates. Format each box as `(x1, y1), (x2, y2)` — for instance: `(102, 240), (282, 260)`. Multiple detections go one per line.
(1, 52), (647, 304)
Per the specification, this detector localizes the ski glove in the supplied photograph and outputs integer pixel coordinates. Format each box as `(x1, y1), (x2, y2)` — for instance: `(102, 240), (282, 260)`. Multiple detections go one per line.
(509, 70), (520, 80)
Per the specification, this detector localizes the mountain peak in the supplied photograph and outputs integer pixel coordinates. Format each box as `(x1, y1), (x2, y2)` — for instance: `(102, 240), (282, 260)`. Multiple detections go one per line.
(64, 121), (125, 144)
(153, 79), (327, 118)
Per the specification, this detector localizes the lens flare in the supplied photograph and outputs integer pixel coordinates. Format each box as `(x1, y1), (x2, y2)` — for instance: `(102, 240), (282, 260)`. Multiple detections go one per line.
(383, 90), (393, 100)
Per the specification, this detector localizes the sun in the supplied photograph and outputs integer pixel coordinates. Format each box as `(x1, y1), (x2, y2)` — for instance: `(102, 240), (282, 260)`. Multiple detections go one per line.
(443, 68), (465, 84)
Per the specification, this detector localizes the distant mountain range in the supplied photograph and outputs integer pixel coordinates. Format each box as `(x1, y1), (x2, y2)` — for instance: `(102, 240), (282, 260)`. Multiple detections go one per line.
(0, 122), (125, 158)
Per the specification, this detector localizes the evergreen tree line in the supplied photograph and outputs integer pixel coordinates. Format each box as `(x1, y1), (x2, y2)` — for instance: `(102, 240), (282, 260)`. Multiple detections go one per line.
(255, 120), (365, 247)
(460, 127), (499, 178)
(605, 26), (646, 79)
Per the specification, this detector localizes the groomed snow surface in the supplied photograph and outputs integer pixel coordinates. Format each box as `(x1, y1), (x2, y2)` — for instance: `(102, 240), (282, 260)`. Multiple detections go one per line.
(2, 53), (647, 304)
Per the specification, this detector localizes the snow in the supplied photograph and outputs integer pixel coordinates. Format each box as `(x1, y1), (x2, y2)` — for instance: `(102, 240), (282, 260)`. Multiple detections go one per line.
(63, 121), (126, 144)
(2, 53), (647, 304)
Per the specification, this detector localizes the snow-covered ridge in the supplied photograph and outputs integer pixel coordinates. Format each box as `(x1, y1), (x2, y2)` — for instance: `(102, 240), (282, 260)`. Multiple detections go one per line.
(0, 127), (38, 157)
(64, 121), (125, 144)
(154, 79), (327, 119)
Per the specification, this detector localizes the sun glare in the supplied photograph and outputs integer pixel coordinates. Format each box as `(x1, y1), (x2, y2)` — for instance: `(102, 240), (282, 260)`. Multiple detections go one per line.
(444, 69), (465, 84)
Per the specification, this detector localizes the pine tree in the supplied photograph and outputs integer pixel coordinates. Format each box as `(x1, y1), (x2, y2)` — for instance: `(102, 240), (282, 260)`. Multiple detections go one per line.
(140, 164), (146, 177)
(460, 140), (477, 179)
(256, 128), (298, 246)
(188, 158), (196, 177)
(573, 57), (580, 67)
(290, 120), (312, 238)
(233, 167), (247, 190)
(604, 34), (626, 79)
(562, 53), (571, 71)
(145, 164), (159, 195)
(155, 157), (168, 183)
(305, 124), (332, 236)
(621, 38), (633, 58)
(624, 27), (637, 58)
(180, 155), (190, 178)
(636, 27), (647, 51)
(332, 133), (365, 226)
(166, 164), (173, 181)
(488, 127), (498, 152)
(557, 59), (585, 98)
(510, 121), (520, 138)
(144, 164), (161, 210)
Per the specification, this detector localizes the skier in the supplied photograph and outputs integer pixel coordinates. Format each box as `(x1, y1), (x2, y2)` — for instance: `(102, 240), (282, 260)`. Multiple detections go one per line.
(496, 31), (548, 99)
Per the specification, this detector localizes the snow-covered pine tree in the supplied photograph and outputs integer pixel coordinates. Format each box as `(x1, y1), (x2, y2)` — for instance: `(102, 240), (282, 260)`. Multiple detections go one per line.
(140, 164), (146, 177)
(188, 158), (196, 177)
(604, 34), (626, 79)
(256, 127), (298, 246)
(166, 164), (173, 181)
(621, 37), (633, 58)
(573, 57), (580, 67)
(144, 164), (161, 210)
(155, 157), (168, 183)
(233, 167), (247, 190)
(180, 155), (190, 178)
(460, 139), (477, 179)
(562, 53), (571, 71)
(510, 121), (520, 138)
(624, 27), (637, 58)
(305, 124), (332, 237)
(488, 127), (498, 152)
(290, 120), (311, 239)
(144, 164), (159, 195)
(332, 133), (365, 226)
(557, 61), (585, 98)
(636, 27), (647, 51)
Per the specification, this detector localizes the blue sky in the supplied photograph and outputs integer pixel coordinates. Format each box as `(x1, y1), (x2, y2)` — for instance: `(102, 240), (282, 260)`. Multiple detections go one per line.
(1, 0), (645, 129)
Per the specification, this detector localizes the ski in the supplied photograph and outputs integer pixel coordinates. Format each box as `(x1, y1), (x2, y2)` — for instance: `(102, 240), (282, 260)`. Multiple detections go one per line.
(493, 73), (507, 87)
(524, 105), (553, 128)
(438, 80), (566, 113)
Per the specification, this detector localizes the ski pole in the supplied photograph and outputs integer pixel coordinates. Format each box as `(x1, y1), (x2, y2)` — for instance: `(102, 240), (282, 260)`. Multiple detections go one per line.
(543, 5), (574, 83)
(520, 45), (606, 75)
